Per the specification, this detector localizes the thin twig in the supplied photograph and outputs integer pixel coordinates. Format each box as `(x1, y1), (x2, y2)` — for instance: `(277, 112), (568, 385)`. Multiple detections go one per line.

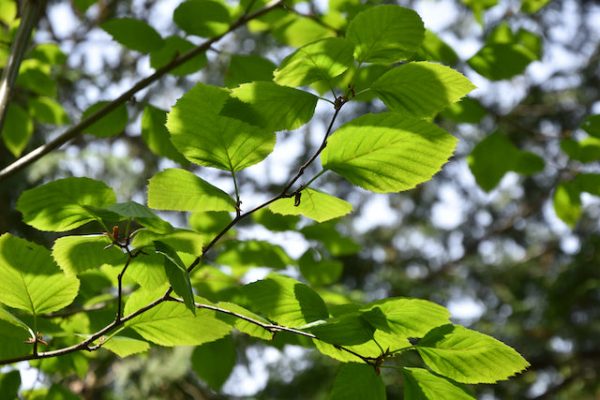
(0, 0), (285, 181)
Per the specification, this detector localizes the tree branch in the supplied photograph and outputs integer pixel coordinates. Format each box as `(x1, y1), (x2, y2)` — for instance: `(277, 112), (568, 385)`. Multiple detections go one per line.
(0, 0), (285, 181)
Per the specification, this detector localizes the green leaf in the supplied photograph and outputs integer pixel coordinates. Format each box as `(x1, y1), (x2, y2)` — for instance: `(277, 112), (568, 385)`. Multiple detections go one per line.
(252, 209), (299, 232)
(417, 30), (459, 66)
(0, 318), (31, 359)
(273, 37), (354, 87)
(17, 60), (56, 97)
(268, 188), (352, 222)
(0, 369), (21, 400)
(329, 363), (385, 400)
(52, 234), (125, 275)
(560, 136), (600, 163)
(0, 234), (80, 315)
(241, 274), (328, 327)
(581, 115), (600, 138)
(462, 0), (497, 23)
(192, 335), (236, 390)
(102, 18), (164, 53)
(403, 368), (475, 400)
(360, 298), (451, 337)
(301, 222), (360, 256)
(132, 229), (206, 255)
(105, 201), (173, 233)
(167, 83), (275, 171)
(416, 324), (530, 384)
(216, 240), (293, 271)
(553, 182), (581, 228)
(30, 43), (67, 65)
(189, 211), (233, 235)
(173, 0), (230, 37)
(141, 105), (188, 164)
(441, 97), (487, 123)
(322, 113), (458, 193)
(573, 173), (600, 196)
(521, 0), (551, 13)
(271, 14), (335, 47)
(1, 103), (34, 157)
(17, 177), (116, 231)
(148, 168), (235, 212)
(468, 132), (544, 192)
(149, 35), (207, 75)
(371, 61), (476, 118)
(220, 82), (318, 132)
(125, 297), (231, 346)
(299, 249), (343, 286)
(0, 0), (17, 25)
(127, 253), (168, 290)
(29, 97), (70, 125)
(102, 336), (150, 358)
(309, 313), (374, 345)
(346, 5), (424, 63)
(211, 301), (272, 340)
(0, 305), (31, 332)
(82, 101), (128, 137)
(468, 44), (535, 80)
(154, 240), (196, 314)
(224, 54), (276, 88)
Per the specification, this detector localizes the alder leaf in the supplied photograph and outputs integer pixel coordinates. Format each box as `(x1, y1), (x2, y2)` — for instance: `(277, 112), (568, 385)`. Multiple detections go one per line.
(329, 363), (385, 400)
(268, 188), (352, 222)
(403, 368), (475, 400)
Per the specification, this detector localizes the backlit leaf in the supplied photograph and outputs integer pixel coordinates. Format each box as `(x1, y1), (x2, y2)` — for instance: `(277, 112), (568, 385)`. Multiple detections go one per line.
(17, 177), (116, 232)
(268, 188), (352, 222)
(0, 234), (79, 315)
(403, 368), (475, 400)
(173, 0), (230, 37)
(322, 113), (457, 193)
(329, 363), (385, 400)
(346, 5), (424, 63)
(416, 324), (530, 384)
(148, 168), (235, 212)
(82, 101), (128, 138)
(371, 61), (476, 117)
(52, 234), (125, 275)
(102, 18), (163, 53)
(273, 37), (354, 87)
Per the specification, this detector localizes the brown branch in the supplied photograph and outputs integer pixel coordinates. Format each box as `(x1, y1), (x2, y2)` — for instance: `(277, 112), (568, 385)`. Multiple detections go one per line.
(0, 0), (285, 181)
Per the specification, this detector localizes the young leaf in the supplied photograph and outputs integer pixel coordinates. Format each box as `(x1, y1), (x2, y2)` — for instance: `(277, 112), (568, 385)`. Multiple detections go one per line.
(322, 113), (458, 193)
(268, 188), (352, 222)
(0, 234), (80, 315)
(149, 36), (207, 75)
(371, 61), (476, 118)
(403, 368), (475, 400)
(216, 240), (293, 270)
(224, 54), (276, 88)
(241, 274), (329, 327)
(273, 37), (354, 87)
(521, 0), (551, 13)
(211, 301), (273, 340)
(102, 18), (164, 53)
(52, 234), (125, 275)
(154, 240), (196, 314)
(127, 253), (168, 290)
(0, 369), (21, 399)
(346, 5), (424, 63)
(416, 324), (530, 384)
(82, 101), (128, 138)
(131, 229), (207, 256)
(102, 336), (150, 358)
(329, 363), (386, 400)
(173, 0), (230, 37)
(167, 83), (275, 171)
(125, 299), (231, 346)
(29, 97), (70, 125)
(553, 182), (581, 228)
(16, 177), (116, 232)
(1, 103), (34, 157)
(301, 222), (360, 256)
(581, 115), (600, 138)
(221, 82), (318, 132)
(148, 168), (235, 212)
(141, 105), (189, 164)
(191, 335), (236, 390)
(417, 30), (459, 66)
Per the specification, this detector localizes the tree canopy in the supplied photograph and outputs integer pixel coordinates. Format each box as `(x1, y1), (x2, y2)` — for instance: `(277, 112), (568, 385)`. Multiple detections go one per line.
(0, 0), (599, 398)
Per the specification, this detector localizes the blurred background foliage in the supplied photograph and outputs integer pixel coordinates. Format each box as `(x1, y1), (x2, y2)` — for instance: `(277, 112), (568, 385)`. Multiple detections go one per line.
(0, 0), (599, 398)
